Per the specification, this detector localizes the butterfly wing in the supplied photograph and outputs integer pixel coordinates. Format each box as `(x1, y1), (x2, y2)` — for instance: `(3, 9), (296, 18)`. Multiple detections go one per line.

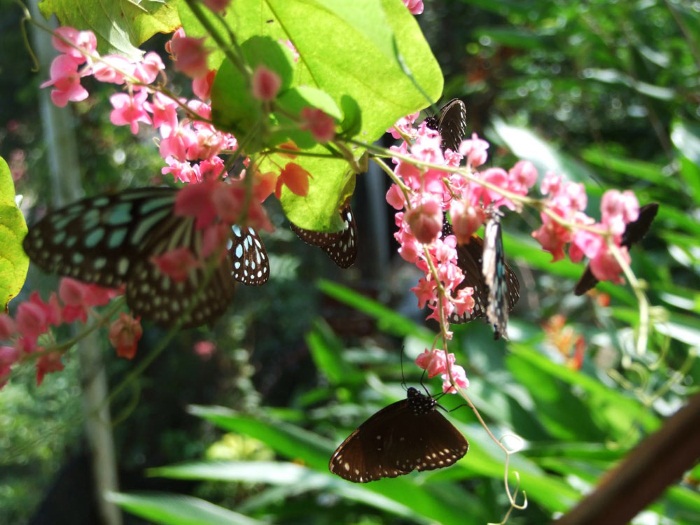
(451, 236), (489, 323)
(424, 99), (467, 152)
(483, 212), (520, 339)
(329, 388), (468, 483)
(291, 202), (357, 268)
(574, 203), (659, 296)
(443, 222), (519, 327)
(230, 225), (270, 285)
(23, 188), (180, 289)
(329, 398), (413, 482)
(23, 187), (267, 328)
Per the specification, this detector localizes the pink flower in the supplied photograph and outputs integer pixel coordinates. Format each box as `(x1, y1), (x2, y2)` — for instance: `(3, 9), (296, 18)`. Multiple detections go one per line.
(194, 340), (216, 359)
(92, 54), (134, 84)
(386, 184), (406, 210)
(601, 190), (639, 236)
(532, 210), (571, 261)
(251, 65), (282, 101)
(389, 112), (419, 140)
(459, 133), (489, 167)
(411, 279), (437, 309)
(403, 0), (424, 15)
(52, 27), (97, 62)
(174, 181), (219, 229)
(40, 55), (89, 107)
(151, 247), (200, 282)
(133, 52), (165, 84)
(159, 124), (197, 161)
(145, 92), (180, 136)
(36, 352), (64, 386)
(0, 315), (16, 340)
(508, 160), (539, 195)
(450, 201), (485, 244)
(569, 228), (603, 263)
(0, 346), (19, 367)
(415, 349), (455, 378)
(59, 278), (94, 323)
(405, 197), (442, 244)
(170, 36), (211, 79)
(442, 364), (469, 393)
(109, 313), (143, 359)
(589, 245), (630, 284)
(109, 90), (152, 134)
(202, 0), (230, 13)
(300, 107), (335, 142)
(192, 69), (216, 100)
(16, 292), (60, 346)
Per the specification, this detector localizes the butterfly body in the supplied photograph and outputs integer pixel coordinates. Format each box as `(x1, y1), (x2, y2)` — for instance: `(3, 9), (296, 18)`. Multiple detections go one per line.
(329, 387), (468, 483)
(23, 187), (269, 328)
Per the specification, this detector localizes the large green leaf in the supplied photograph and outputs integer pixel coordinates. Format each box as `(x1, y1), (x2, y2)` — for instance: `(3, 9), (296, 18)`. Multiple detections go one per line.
(108, 492), (263, 525)
(0, 157), (28, 311)
(38, 0), (180, 59)
(199, 0), (443, 230)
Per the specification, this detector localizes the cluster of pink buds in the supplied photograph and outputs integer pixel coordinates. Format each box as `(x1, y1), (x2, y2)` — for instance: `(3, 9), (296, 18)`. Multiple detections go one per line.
(0, 279), (137, 387)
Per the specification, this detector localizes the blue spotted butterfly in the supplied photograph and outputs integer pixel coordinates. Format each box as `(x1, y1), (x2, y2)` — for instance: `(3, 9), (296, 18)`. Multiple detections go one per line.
(22, 187), (269, 328)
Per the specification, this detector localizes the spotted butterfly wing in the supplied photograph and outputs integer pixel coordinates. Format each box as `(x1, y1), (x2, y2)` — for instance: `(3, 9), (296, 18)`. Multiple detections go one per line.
(575, 203), (659, 296)
(443, 221), (520, 330)
(329, 387), (468, 483)
(424, 99), (467, 152)
(482, 211), (519, 339)
(290, 201), (357, 268)
(22, 187), (269, 328)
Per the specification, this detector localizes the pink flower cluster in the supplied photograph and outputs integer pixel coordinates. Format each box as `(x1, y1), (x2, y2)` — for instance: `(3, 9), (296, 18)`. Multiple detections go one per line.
(415, 348), (469, 393)
(386, 117), (538, 329)
(532, 174), (639, 284)
(0, 279), (136, 388)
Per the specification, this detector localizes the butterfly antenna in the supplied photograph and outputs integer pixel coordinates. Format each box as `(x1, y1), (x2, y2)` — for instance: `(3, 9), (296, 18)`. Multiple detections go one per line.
(399, 348), (408, 390)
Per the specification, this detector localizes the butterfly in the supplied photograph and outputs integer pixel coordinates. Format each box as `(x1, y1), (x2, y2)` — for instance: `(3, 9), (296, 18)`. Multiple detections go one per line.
(424, 98), (467, 152)
(444, 218), (520, 339)
(22, 187), (270, 328)
(290, 200), (357, 268)
(575, 203), (659, 296)
(329, 387), (469, 483)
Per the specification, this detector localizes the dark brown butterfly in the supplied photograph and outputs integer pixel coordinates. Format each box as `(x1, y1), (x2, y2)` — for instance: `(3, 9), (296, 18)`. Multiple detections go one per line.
(329, 387), (469, 482)
(290, 201), (357, 268)
(22, 187), (269, 328)
(444, 221), (520, 337)
(424, 98), (467, 152)
(574, 203), (659, 296)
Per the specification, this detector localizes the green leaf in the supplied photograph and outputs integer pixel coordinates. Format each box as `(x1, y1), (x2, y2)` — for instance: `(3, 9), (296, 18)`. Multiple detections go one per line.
(490, 119), (597, 182)
(183, 409), (479, 524)
(211, 36), (296, 149)
(306, 320), (364, 386)
(38, 0), (181, 59)
(671, 120), (700, 203)
(107, 492), (263, 525)
(507, 345), (660, 438)
(0, 157), (28, 311)
(317, 279), (434, 340)
(210, 0), (442, 230)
